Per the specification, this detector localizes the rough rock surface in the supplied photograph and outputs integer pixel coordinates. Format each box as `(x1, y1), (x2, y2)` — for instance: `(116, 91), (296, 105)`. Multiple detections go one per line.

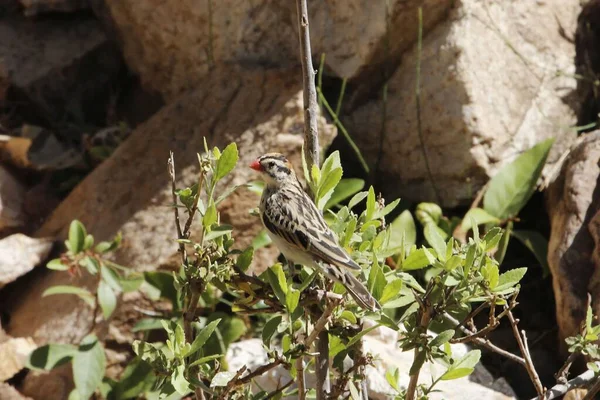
(0, 383), (33, 400)
(0, 16), (122, 125)
(0, 336), (36, 381)
(345, 0), (580, 207)
(575, 0), (600, 126)
(225, 336), (515, 400)
(18, 0), (90, 16)
(91, 0), (453, 99)
(0, 234), (53, 288)
(0, 166), (26, 231)
(5, 67), (335, 398)
(546, 131), (600, 345)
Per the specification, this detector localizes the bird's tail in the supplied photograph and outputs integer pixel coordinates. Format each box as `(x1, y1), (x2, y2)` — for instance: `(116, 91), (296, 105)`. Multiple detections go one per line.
(320, 264), (381, 311)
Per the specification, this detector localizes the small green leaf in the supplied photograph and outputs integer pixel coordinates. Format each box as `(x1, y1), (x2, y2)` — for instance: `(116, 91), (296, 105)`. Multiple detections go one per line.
(188, 319), (221, 356)
(83, 234), (94, 250)
(483, 227), (503, 251)
(375, 198), (401, 219)
(262, 315), (282, 346)
(171, 364), (190, 395)
(441, 367), (475, 380)
(385, 368), (401, 392)
(80, 256), (99, 275)
(444, 255), (462, 272)
(73, 335), (106, 400)
(424, 224), (447, 262)
(495, 221), (512, 264)
(340, 310), (357, 324)
(236, 247), (254, 272)
(47, 258), (69, 271)
(28, 343), (77, 371)
(494, 267), (527, 292)
(483, 138), (554, 219)
(204, 224), (233, 241)
(132, 318), (165, 332)
(311, 164), (321, 187)
(266, 264), (287, 304)
(203, 200), (218, 228)
(380, 279), (403, 304)
(511, 230), (549, 277)
(325, 178), (365, 210)
(402, 249), (434, 271)
(143, 272), (179, 309)
(430, 329), (455, 348)
(388, 210), (416, 250)
(100, 265), (122, 292)
(317, 168), (343, 210)
(43, 286), (95, 307)
(286, 288), (300, 315)
(441, 350), (481, 380)
(482, 262), (499, 289)
(347, 324), (381, 348)
(189, 354), (223, 367)
(68, 220), (87, 254)
(460, 208), (501, 232)
(348, 191), (368, 210)
(214, 143), (238, 181)
(98, 280), (117, 319)
(367, 259), (385, 301)
(365, 187), (376, 220)
(251, 230), (272, 249)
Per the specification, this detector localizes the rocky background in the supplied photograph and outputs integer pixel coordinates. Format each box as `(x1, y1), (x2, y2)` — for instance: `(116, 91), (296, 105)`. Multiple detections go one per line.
(0, 0), (598, 399)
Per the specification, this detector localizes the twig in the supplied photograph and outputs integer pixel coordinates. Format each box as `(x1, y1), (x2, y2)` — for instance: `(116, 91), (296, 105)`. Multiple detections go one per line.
(406, 296), (433, 400)
(304, 298), (341, 348)
(168, 152), (186, 260)
(183, 160), (206, 238)
(265, 379), (294, 399)
(316, 330), (330, 399)
(295, 0), (319, 168)
(443, 312), (526, 365)
(506, 309), (544, 398)
(538, 363), (600, 400)
(218, 366), (247, 400)
(296, 357), (306, 400)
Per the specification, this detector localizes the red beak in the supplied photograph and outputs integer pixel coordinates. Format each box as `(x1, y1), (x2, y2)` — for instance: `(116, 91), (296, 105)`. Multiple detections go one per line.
(250, 159), (262, 171)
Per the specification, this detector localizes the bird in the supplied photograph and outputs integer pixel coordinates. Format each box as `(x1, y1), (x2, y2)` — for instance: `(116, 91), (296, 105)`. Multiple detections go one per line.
(250, 152), (381, 311)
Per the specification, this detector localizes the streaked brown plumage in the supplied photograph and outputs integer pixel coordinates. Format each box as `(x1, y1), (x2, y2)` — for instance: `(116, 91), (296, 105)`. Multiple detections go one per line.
(250, 153), (381, 311)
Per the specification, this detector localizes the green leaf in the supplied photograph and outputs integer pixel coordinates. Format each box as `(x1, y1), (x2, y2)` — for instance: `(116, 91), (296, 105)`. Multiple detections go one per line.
(348, 191), (368, 210)
(511, 230), (549, 277)
(47, 258), (69, 271)
(211, 371), (237, 387)
(367, 259), (385, 301)
(340, 310), (357, 324)
(483, 138), (554, 219)
(100, 265), (122, 292)
(68, 220), (87, 254)
(189, 354), (223, 367)
(347, 324), (381, 348)
(204, 224), (233, 241)
(424, 224), (447, 262)
(380, 279), (403, 304)
(80, 256), (99, 275)
(444, 255), (462, 272)
(236, 247), (254, 272)
(441, 349), (481, 380)
(214, 143), (238, 182)
(132, 318), (165, 332)
(482, 262), (499, 289)
(188, 319), (221, 356)
(365, 187), (376, 220)
(495, 221), (512, 265)
(388, 210), (416, 249)
(460, 208), (501, 232)
(325, 178), (365, 210)
(430, 329), (455, 348)
(171, 364), (190, 395)
(203, 200), (218, 228)
(483, 227), (503, 252)
(266, 264), (287, 304)
(311, 164), (321, 187)
(262, 315), (282, 346)
(494, 267), (527, 292)
(286, 288), (300, 314)
(143, 272), (179, 309)
(98, 280), (117, 319)
(83, 234), (94, 250)
(402, 249), (434, 271)
(73, 335), (106, 400)
(385, 368), (401, 392)
(43, 286), (95, 307)
(251, 230), (272, 249)
(317, 168), (343, 210)
(375, 198), (401, 219)
(27, 343), (77, 371)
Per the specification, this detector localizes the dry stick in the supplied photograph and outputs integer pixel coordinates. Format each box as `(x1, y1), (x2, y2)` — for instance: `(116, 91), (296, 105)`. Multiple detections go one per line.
(295, 0), (319, 169)
(296, 356), (306, 400)
(406, 299), (433, 400)
(304, 298), (342, 348)
(539, 363), (600, 400)
(506, 310), (545, 398)
(265, 379), (294, 399)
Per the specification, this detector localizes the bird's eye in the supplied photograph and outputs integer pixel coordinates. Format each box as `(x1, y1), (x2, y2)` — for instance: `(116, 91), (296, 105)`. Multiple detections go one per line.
(268, 162), (275, 168)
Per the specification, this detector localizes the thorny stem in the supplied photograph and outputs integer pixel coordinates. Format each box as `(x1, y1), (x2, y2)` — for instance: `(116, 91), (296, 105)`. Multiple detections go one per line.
(506, 308), (544, 398)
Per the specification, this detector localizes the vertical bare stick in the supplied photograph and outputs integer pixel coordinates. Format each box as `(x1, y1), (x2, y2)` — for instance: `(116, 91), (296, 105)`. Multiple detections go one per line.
(507, 310), (544, 398)
(296, 0), (320, 168)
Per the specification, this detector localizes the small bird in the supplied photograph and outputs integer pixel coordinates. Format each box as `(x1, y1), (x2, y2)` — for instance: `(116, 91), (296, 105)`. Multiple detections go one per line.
(250, 153), (381, 311)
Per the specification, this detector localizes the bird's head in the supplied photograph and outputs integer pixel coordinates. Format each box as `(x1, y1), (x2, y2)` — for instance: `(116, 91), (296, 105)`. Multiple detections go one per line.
(250, 153), (296, 186)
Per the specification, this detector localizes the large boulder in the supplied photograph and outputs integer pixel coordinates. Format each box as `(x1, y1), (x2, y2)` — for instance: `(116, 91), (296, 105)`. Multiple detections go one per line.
(90, 0), (453, 99)
(4, 66), (336, 399)
(344, 0), (580, 207)
(546, 131), (600, 346)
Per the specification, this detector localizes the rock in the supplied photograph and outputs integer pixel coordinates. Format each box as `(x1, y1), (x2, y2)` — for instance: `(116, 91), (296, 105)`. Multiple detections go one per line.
(0, 234), (53, 289)
(345, 0), (580, 207)
(0, 336), (36, 381)
(91, 0), (454, 99)
(0, 16), (123, 126)
(18, 0), (90, 16)
(0, 383), (33, 400)
(5, 65), (335, 350)
(0, 166), (26, 231)
(225, 337), (515, 399)
(575, 0), (600, 126)
(546, 132), (600, 345)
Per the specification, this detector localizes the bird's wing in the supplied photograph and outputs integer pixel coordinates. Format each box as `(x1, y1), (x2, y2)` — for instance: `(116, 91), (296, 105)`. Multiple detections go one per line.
(262, 186), (361, 271)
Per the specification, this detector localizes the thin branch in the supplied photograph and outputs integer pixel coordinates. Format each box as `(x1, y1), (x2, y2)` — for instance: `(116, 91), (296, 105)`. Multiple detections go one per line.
(304, 298), (341, 348)
(506, 310), (544, 398)
(406, 297), (433, 400)
(316, 330), (331, 399)
(265, 379), (294, 399)
(296, 357), (306, 400)
(183, 160), (206, 238)
(296, 0), (319, 168)
(168, 152), (186, 260)
(539, 363), (600, 400)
